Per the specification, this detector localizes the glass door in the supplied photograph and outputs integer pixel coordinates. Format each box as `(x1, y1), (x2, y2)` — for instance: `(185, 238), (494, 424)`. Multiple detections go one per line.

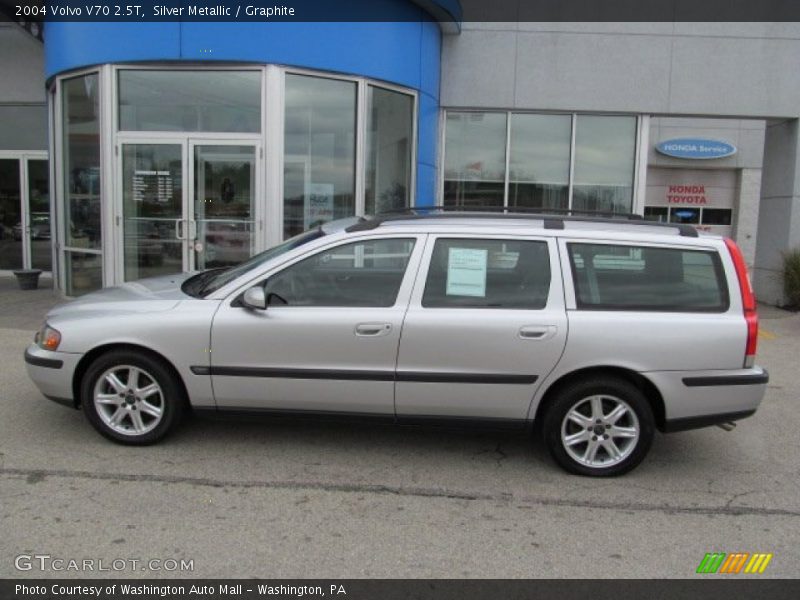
(26, 159), (52, 272)
(118, 140), (259, 282)
(0, 158), (23, 271)
(120, 143), (186, 281)
(189, 143), (257, 271)
(0, 155), (50, 273)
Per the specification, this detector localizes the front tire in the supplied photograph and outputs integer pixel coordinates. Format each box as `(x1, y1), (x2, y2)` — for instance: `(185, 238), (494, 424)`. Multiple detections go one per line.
(542, 377), (655, 476)
(81, 350), (184, 445)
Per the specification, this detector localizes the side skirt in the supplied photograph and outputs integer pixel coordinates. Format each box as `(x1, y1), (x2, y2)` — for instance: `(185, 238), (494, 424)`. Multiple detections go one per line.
(193, 407), (530, 432)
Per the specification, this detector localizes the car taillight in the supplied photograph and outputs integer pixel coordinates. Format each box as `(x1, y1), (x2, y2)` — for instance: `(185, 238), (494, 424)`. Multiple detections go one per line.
(724, 238), (757, 368)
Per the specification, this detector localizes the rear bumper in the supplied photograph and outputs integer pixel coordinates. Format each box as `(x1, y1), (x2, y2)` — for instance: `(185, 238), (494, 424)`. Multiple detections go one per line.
(644, 366), (768, 431)
(662, 409), (756, 433)
(682, 371), (769, 387)
(24, 344), (82, 408)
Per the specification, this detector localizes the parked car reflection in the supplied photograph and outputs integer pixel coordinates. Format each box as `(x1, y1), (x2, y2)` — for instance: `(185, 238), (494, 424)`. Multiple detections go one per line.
(13, 212), (52, 241)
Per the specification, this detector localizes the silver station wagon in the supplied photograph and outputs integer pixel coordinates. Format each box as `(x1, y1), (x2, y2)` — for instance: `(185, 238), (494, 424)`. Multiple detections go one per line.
(25, 211), (768, 476)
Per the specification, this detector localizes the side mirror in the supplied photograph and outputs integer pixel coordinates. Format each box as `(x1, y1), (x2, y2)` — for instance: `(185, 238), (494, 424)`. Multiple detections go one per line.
(241, 286), (267, 310)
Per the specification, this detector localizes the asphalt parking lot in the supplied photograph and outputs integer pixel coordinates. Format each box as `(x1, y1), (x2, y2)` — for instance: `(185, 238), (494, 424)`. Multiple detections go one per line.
(1, 278), (798, 579)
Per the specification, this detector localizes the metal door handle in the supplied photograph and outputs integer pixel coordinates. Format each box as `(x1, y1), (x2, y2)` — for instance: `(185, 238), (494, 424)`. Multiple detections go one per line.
(518, 325), (557, 340)
(355, 323), (392, 337)
(175, 219), (186, 240)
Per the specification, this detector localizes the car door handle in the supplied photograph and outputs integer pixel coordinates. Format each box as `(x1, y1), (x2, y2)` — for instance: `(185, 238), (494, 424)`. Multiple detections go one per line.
(355, 323), (393, 337)
(518, 325), (557, 340)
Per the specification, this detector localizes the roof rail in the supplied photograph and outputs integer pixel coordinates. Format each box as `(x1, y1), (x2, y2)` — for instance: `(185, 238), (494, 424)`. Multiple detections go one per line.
(345, 206), (699, 237)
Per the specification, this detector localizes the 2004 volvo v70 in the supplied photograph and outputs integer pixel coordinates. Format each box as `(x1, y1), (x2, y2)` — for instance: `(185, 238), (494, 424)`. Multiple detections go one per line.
(25, 211), (768, 476)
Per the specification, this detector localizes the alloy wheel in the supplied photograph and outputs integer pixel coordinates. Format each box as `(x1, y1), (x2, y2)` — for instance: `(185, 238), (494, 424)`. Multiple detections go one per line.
(92, 365), (164, 436)
(560, 394), (640, 468)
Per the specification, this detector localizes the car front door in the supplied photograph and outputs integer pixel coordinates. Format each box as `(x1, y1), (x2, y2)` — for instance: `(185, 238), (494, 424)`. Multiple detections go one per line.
(395, 235), (567, 424)
(208, 235), (423, 414)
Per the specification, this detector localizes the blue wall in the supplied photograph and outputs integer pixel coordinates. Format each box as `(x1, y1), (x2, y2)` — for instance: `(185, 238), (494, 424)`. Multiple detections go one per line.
(45, 1), (446, 205)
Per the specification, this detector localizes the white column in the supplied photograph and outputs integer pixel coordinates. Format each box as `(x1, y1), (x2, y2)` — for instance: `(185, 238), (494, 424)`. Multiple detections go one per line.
(754, 119), (800, 305)
(734, 168), (762, 269)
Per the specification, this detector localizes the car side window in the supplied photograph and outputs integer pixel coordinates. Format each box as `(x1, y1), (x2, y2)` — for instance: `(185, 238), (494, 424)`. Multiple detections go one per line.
(567, 242), (729, 312)
(263, 238), (415, 307)
(422, 238), (551, 309)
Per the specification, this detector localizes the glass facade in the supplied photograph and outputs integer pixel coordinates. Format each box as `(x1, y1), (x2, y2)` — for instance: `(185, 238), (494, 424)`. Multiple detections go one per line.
(52, 67), (416, 294)
(365, 86), (414, 214)
(443, 112), (507, 208)
(508, 113), (571, 211)
(0, 157), (50, 273)
(283, 74), (357, 238)
(0, 159), (22, 270)
(118, 70), (262, 133)
(644, 205), (732, 227)
(62, 73), (102, 295)
(28, 159), (51, 272)
(572, 115), (636, 214)
(444, 111), (638, 214)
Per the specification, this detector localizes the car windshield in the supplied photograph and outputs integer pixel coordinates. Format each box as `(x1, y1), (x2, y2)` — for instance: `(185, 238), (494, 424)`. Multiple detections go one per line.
(182, 228), (326, 298)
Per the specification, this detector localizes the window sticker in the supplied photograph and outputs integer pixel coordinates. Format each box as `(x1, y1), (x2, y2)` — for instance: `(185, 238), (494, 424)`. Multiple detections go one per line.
(446, 247), (488, 297)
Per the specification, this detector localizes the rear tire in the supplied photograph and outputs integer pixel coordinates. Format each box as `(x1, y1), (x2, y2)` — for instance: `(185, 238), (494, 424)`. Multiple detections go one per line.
(81, 350), (184, 445)
(542, 377), (655, 476)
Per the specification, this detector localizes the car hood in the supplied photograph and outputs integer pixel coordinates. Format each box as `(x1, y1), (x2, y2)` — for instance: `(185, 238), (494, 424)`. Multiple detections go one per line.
(47, 273), (194, 321)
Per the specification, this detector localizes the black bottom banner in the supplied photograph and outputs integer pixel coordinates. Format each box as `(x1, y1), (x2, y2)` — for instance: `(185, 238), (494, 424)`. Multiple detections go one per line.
(2, 579), (799, 600)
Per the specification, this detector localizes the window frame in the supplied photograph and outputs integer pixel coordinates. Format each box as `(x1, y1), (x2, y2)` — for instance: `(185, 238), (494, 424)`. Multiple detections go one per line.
(644, 205), (735, 228)
(564, 240), (731, 313)
(226, 234), (424, 309)
(116, 68), (264, 134)
(279, 67), (418, 245)
(416, 235), (555, 311)
(439, 110), (643, 214)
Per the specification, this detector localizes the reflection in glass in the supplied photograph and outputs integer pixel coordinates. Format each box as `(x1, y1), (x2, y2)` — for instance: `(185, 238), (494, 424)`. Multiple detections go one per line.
(283, 74), (356, 238)
(28, 160), (51, 271)
(64, 251), (102, 296)
(670, 207), (700, 224)
(62, 73), (102, 295)
(119, 71), (261, 133)
(194, 145), (256, 270)
(122, 144), (183, 281)
(701, 208), (732, 225)
(643, 206), (668, 223)
(572, 115), (636, 214)
(0, 159), (22, 270)
(365, 86), (413, 215)
(443, 112), (506, 208)
(508, 114), (571, 211)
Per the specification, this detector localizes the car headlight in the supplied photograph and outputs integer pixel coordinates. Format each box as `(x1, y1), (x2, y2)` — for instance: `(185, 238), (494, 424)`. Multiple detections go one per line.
(34, 323), (61, 351)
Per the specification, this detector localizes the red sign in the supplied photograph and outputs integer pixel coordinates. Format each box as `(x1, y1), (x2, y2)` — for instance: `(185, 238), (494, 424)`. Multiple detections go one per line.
(667, 184), (707, 205)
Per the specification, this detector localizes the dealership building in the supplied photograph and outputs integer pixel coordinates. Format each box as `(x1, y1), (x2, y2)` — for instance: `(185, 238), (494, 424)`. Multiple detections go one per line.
(1, 3), (800, 304)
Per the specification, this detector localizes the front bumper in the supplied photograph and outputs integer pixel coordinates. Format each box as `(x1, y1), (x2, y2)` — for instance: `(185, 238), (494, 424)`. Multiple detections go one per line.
(24, 344), (83, 408)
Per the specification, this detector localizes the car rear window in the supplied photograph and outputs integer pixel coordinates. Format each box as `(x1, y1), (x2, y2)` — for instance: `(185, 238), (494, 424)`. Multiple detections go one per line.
(567, 243), (729, 312)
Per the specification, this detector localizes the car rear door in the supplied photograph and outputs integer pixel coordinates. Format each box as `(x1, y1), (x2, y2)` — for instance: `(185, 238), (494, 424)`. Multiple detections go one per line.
(208, 235), (424, 414)
(395, 234), (568, 424)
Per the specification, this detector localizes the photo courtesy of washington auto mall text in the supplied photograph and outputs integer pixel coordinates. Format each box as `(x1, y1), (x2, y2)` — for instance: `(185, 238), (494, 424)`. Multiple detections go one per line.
(13, 583), (347, 598)
(2, 0), (800, 599)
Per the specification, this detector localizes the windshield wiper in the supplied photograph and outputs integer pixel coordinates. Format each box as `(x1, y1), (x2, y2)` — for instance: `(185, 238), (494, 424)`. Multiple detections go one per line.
(196, 267), (230, 297)
(182, 267), (229, 298)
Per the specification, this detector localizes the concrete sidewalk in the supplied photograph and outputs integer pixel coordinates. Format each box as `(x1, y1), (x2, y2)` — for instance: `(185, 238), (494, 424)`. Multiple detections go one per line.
(0, 275), (61, 330)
